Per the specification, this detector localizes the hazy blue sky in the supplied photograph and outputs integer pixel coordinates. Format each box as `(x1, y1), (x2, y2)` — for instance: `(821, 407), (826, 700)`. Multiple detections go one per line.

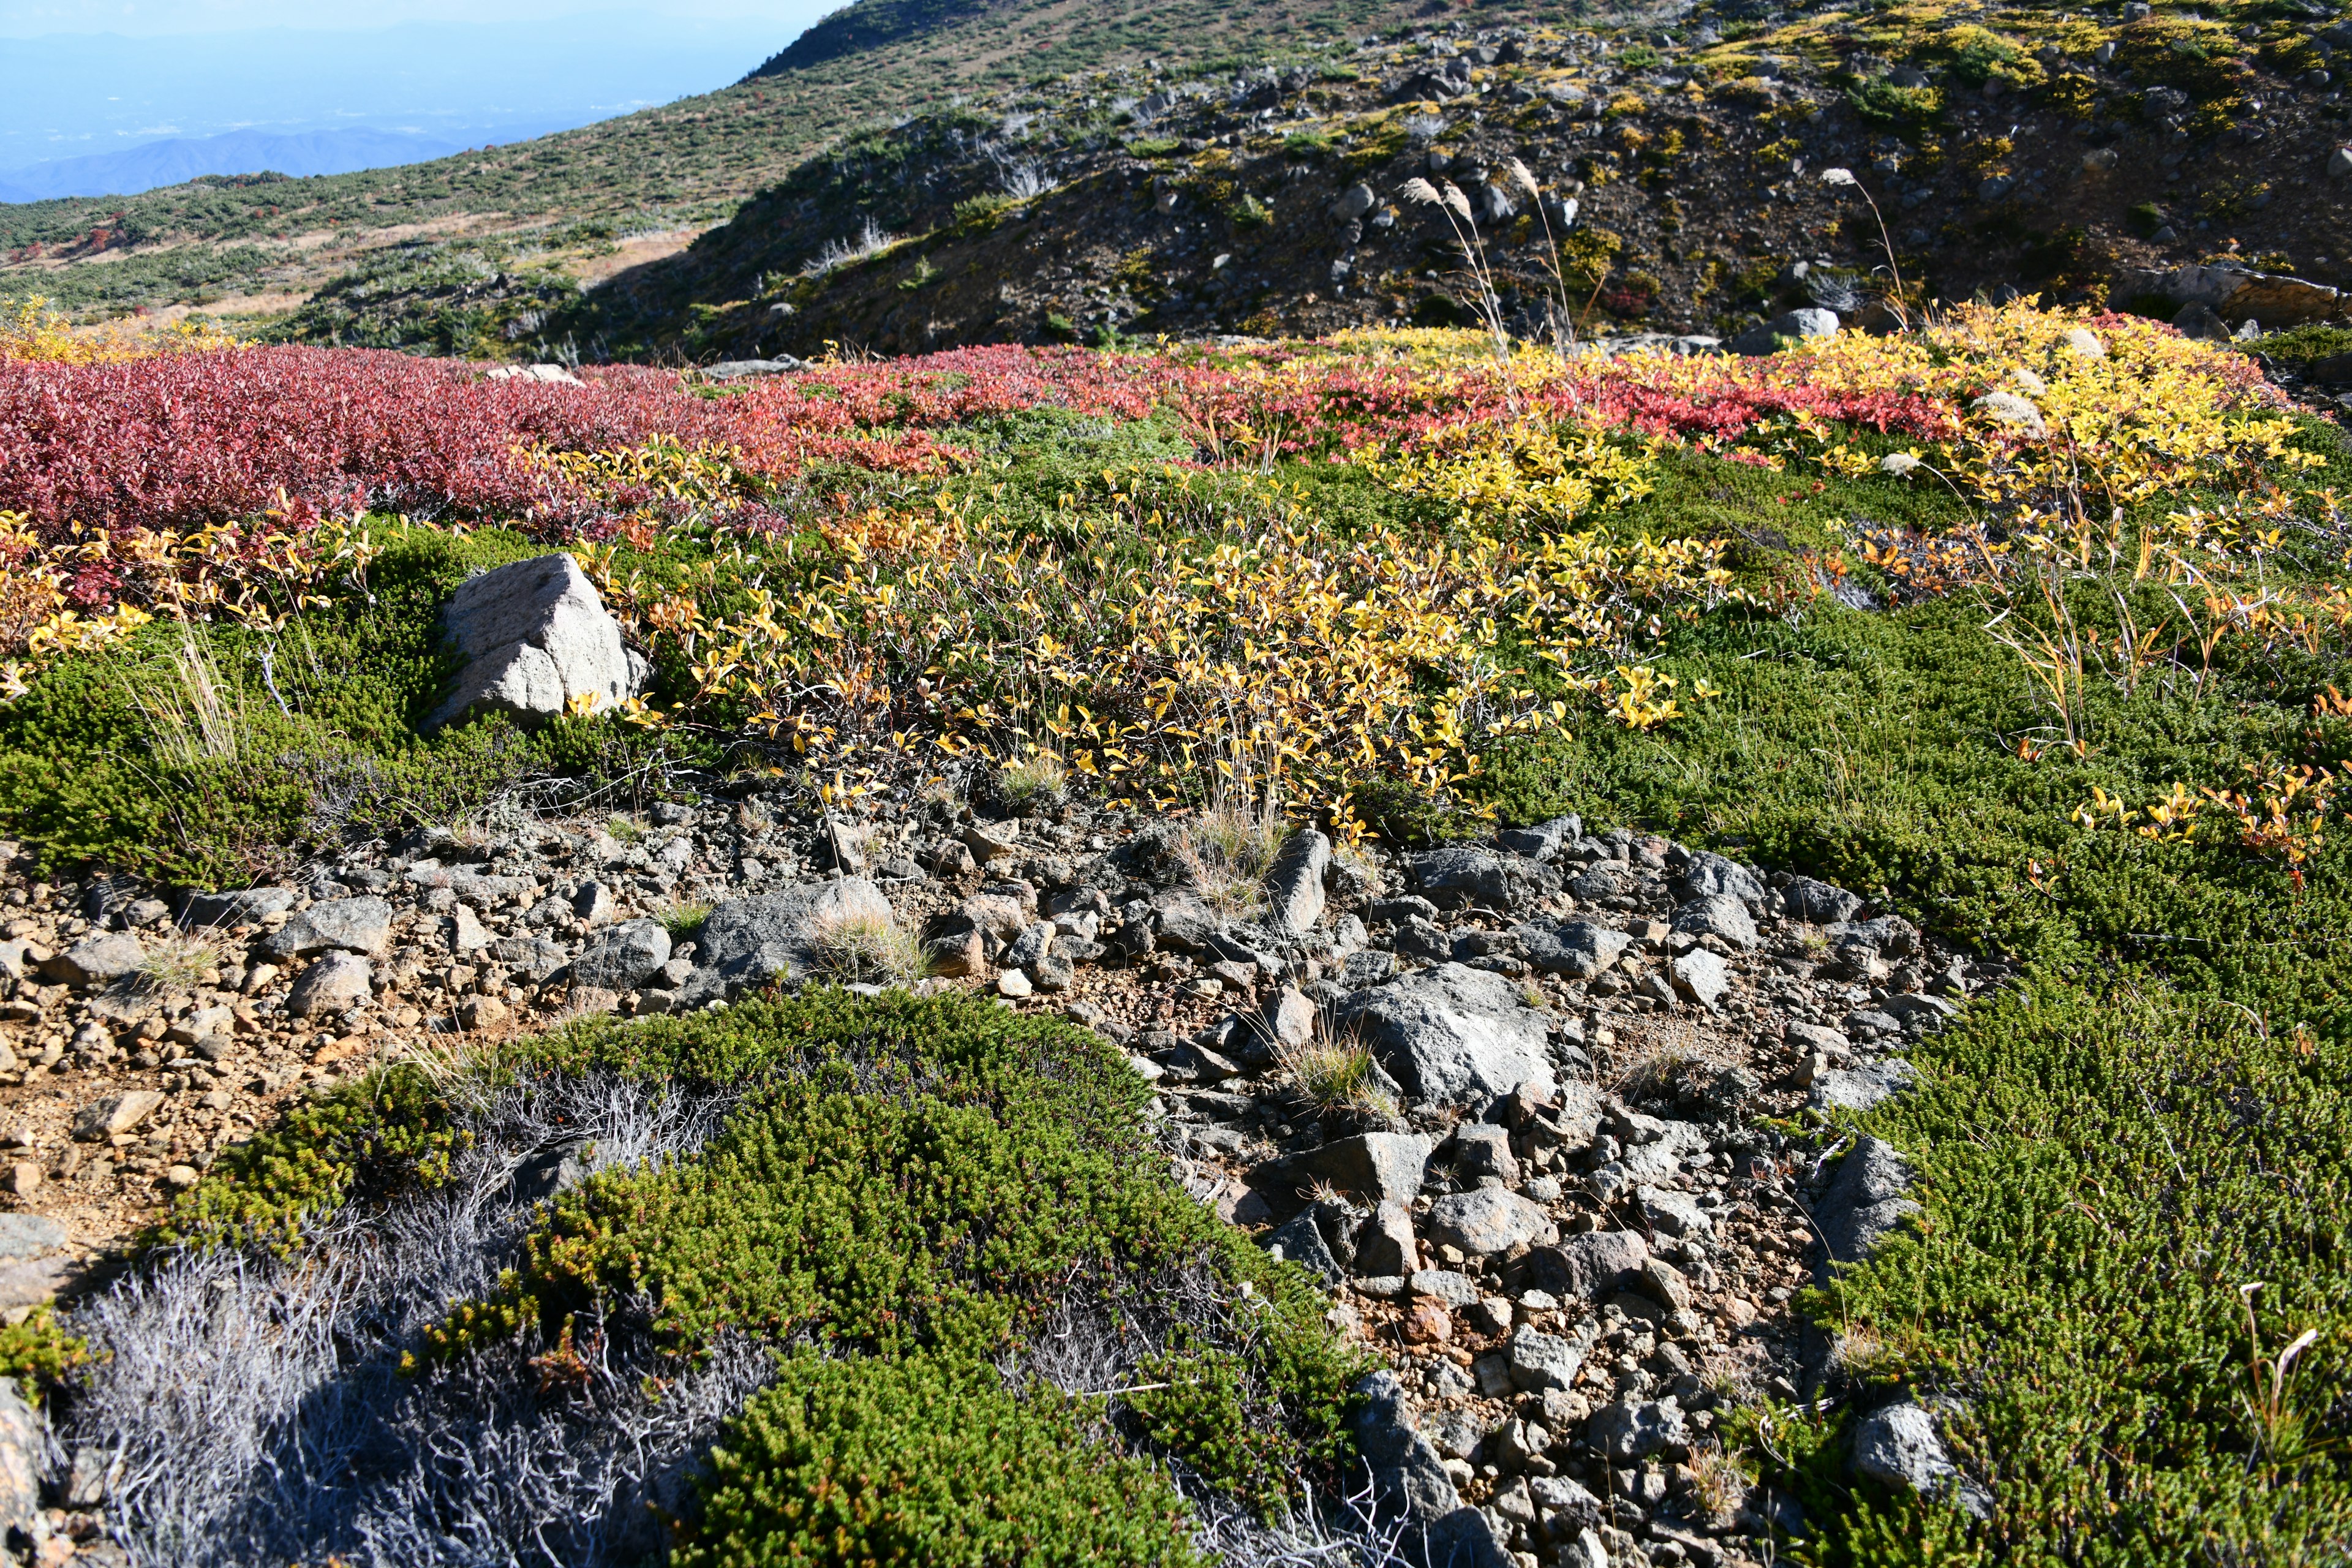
(0, 2), (838, 172)
(0, 0), (829, 37)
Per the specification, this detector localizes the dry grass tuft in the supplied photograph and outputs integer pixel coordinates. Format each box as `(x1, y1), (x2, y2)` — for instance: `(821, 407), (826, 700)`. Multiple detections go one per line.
(809, 911), (931, 987)
(998, 748), (1068, 809)
(135, 934), (217, 995)
(1275, 1026), (1397, 1123)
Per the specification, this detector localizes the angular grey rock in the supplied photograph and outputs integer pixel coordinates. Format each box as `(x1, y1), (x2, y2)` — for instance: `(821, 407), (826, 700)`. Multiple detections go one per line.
(1729, 307), (1839, 355)
(571, 918), (673, 991)
(1352, 1370), (1460, 1520)
(1425, 1188), (1557, 1257)
(1265, 1209), (1343, 1285)
(288, 952), (374, 1017)
(72, 1090), (163, 1141)
(425, 554), (648, 729)
(1253, 1132), (1433, 1212)
(0, 1378), (39, 1545)
(1527, 1474), (1605, 1532)
(43, 931), (146, 987)
(1882, 992), (1959, 1027)
(445, 904), (491, 954)
(1783, 875), (1864, 924)
(1329, 181), (1379, 221)
(181, 886), (297, 929)
(1150, 889), (1219, 952)
(1408, 846), (1513, 908)
(1672, 850), (1765, 903)
(1449, 1123), (1517, 1186)
(1336, 963), (1553, 1109)
(1496, 815), (1579, 861)
(1516, 1230), (1650, 1300)
(1785, 1019), (1853, 1055)
(265, 895), (394, 959)
(696, 879), (895, 988)
(1264, 983), (1317, 1048)
(1669, 947), (1733, 1009)
(490, 933), (569, 982)
(1002, 922), (1054, 969)
(1671, 894), (1758, 950)
(1816, 1135), (1920, 1264)
(1409, 1268), (1482, 1307)
(1426, 1506), (1514, 1568)
(1514, 919), (1632, 980)
(1810, 1059), (1917, 1113)
(1636, 1186), (1713, 1238)
(1355, 1200), (1418, 1276)
(0, 1216), (67, 1262)
(1587, 1397), (1689, 1461)
(1264, 829), (1332, 938)
(1828, 914), (1918, 958)
(1850, 1402), (1989, 1517)
(1507, 1321), (1600, 1392)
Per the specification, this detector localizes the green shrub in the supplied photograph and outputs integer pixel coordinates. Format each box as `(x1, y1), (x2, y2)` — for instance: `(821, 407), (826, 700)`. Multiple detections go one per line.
(151, 1061), (467, 1255)
(0, 524), (688, 883)
(675, 1354), (1203, 1567)
(1849, 78), (1946, 132)
(952, 193), (1015, 232)
(0, 1307), (91, 1395)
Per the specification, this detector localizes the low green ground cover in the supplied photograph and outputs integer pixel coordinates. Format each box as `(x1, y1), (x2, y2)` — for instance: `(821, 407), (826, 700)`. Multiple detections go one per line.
(10, 359), (2351, 1560)
(156, 989), (1358, 1564)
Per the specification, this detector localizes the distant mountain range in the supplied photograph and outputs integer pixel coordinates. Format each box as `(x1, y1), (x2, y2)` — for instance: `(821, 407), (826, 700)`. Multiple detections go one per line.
(0, 128), (471, 205)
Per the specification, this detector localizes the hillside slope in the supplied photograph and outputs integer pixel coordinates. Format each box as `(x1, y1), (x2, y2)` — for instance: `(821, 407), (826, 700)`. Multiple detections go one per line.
(557, 0), (2352, 361)
(0, 0), (1555, 333)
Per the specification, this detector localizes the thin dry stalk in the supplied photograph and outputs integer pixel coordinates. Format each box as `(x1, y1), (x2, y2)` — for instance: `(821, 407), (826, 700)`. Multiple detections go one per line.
(1400, 176), (1510, 360)
(131, 624), (242, 766)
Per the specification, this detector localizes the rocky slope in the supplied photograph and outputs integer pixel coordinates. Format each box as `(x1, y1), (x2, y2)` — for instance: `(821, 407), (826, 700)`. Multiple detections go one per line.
(566, 2), (2352, 360)
(0, 557), (2007, 1566)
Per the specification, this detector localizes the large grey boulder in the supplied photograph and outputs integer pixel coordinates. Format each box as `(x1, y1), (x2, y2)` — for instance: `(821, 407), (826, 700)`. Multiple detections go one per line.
(265, 895), (393, 959)
(0, 1379), (39, 1545)
(1424, 1188), (1557, 1257)
(425, 554), (649, 730)
(1811, 1059), (1917, 1114)
(1671, 894), (1758, 949)
(1514, 919), (1632, 980)
(1264, 829), (1331, 938)
(696, 879), (895, 989)
(1517, 1230), (1650, 1301)
(1496, 814), (1580, 861)
(288, 952), (373, 1017)
(1816, 1136), (1920, 1264)
(1671, 850), (1765, 904)
(1783, 875), (1863, 924)
(1407, 846), (1514, 908)
(1850, 1403), (1989, 1517)
(1588, 1397), (1689, 1462)
(1334, 963), (1554, 1109)
(1351, 1370), (1460, 1520)
(1669, 947), (1733, 1009)
(42, 931), (145, 987)
(181, 886), (298, 929)
(1251, 1132), (1432, 1215)
(1264, 1210), (1343, 1284)
(1508, 1321), (1600, 1392)
(571, 918), (673, 992)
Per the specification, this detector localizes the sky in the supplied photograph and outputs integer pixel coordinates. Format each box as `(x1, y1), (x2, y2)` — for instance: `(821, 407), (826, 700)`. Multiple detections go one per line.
(0, 1), (838, 173)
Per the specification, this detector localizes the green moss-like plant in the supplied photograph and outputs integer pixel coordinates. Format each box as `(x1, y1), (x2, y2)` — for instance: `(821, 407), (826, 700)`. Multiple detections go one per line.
(675, 1354), (1204, 1567)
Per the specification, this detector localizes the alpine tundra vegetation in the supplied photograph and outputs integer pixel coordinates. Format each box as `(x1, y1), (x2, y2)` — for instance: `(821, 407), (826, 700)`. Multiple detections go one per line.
(0, 0), (2348, 1563)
